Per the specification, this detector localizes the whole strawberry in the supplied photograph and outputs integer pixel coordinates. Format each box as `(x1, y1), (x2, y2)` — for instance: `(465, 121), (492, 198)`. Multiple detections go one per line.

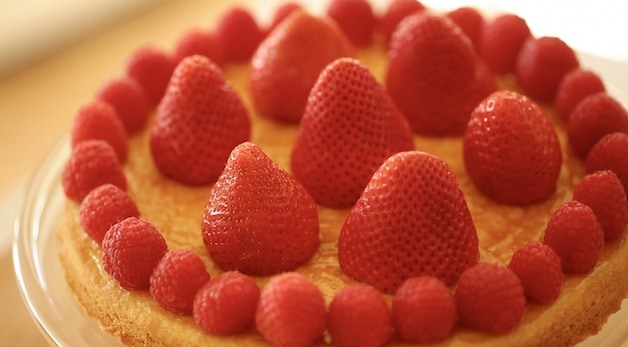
(463, 90), (562, 205)
(386, 12), (494, 135)
(62, 139), (127, 202)
(392, 276), (456, 344)
(150, 249), (211, 315)
(455, 263), (525, 333)
(291, 57), (414, 208)
(102, 217), (168, 290)
(256, 273), (326, 347)
(508, 242), (563, 303)
(202, 142), (319, 276)
(328, 283), (392, 347)
(249, 10), (353, 123)
(543, 201), (604, 273)
(150, 55), (251, 185)
(338, 151), (479, 293)
(585, 132), (628, 197)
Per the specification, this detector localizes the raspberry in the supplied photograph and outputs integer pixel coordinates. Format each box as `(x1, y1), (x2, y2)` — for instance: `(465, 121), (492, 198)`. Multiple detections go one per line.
(70, 100), (128, 162)
(102, 217), (168, 290)
(573, 170), (628, 241)
(478, 13), (531, 74)
(256, 273), (326, 347)
(214, 6), (264, 63)
(554, 68), (606, 122)
(79, 183), (139, 244)
(508, 242), (563, 303)
(267, 2), (302, 34)
(327, 0), (376, 47)
(150, 249), (211, 315)
(543, 201), (604, 273)
(380, 0), (426, 44)
(455, 263), (525, 333)
(173, 28), (225, 66)
(446, 6), (485, 50)
(62, 139), (127, 202)
(391, 276), (456, 343)
(125, 45), (176, 107)
(567, 92), (628, 159)
(193, 271), (260, 335)
(515, 36), (580, 102)
(96, 76), (151, 135)
(328, 284), (392, 347)
(585, 132), (628, 197)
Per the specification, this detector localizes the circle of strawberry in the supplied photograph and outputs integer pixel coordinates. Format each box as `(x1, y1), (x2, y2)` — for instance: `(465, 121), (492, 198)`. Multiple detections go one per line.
(463, 90), (562, 205)
(338, 150), (479, 293)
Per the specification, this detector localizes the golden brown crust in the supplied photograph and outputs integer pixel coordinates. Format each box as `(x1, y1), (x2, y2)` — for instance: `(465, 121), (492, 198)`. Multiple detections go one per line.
(58, 42), (628, 346)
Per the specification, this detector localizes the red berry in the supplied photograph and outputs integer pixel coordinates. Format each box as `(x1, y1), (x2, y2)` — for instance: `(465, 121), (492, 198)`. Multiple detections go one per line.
(62, 139), (127, 202)
(554, 68), (606, 122)
(267, 2), (302, 34)
(173, 28), (225, 66)
(214, 6), (264, 62)
(380, 0), (426, 44)
(585, 132), (628, 198)
(193, 271), (260, 335)
(79, 183), (139, 244)
(392, 276), (456, 343)
(256, 273), (326, 347)
(96, 76), (151, 135)
(455, 263), (525, 333)
(327, 0), (376, 47)
(446, 6), (485, 50)
(573, 170), (628, 241)
(478, 13), (531, 74)
(328, 284), (392, 347)
(567, 92), (628, 159)
(543, 201), (604, 273)
(150, 249), (211, 315)
(291, 57), (414, 208)
(508, 242), (563, 303)
(70, 100), (128, 162)
(339, 151), (479, 293)
(515, 36), (580, 102)
(125, 45), (176, 107)
(102, 217), (168, 290)
(464, 90), (562, 205)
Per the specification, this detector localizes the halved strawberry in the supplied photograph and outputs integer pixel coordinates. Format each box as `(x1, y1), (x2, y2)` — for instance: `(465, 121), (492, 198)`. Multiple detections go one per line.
(291, 57), (414, 208)
(338, 151), (479, 293)
(150, 55), (251, 185)
(249, 10), (353, 123)
(202, 142), (320, 276)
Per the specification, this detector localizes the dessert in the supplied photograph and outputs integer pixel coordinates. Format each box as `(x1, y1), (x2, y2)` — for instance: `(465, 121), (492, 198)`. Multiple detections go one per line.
(56, 0), (628, 346)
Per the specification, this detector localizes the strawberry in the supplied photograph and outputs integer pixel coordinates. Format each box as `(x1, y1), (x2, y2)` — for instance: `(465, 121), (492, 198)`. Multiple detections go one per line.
(150, 249), (211, 315)
(554, 68), (606, 122)
(102, 217), (168, 290)
(150, 55), (251, 185)
(70, 100), (128, 162)
(62, 139), (127, 202)
(249, 10), (353, 123)
(213, 6), (264, 63)
(193, 271), (260, 335)
(573, 170), (628, 241)
(255, 273), (327, 347)
(455, 263), (525, 333)
(125, 45), (176, 107)
(515, 36), (580, 103)
(567, 92), (628, 159)
(391, 276), (456, 344)
(96, 76), (151, 135)
(585, 132), (628, 197)
(508, 242), (563, 303)
(463, 90), (562, 205)
(327, 0), (377, 47)
(338, 151), (479, 293)
(173, 28), (225, 66)
(328, 283), (392, 347)
(446, 6), (485, 51)
(267, 2), (302, 34)
(79, 183), (140, 244)
(380, 0), (426, 45)
(386, 12), (494, 135)
(202, 142), (319, 276)
(478, 13), (531, 74)
(291, 57), (414, 208)
(543, 201), (604, 273)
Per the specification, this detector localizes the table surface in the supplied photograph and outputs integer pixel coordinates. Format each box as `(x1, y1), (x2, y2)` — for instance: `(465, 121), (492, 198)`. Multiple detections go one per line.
(1, 0), (627, 346)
